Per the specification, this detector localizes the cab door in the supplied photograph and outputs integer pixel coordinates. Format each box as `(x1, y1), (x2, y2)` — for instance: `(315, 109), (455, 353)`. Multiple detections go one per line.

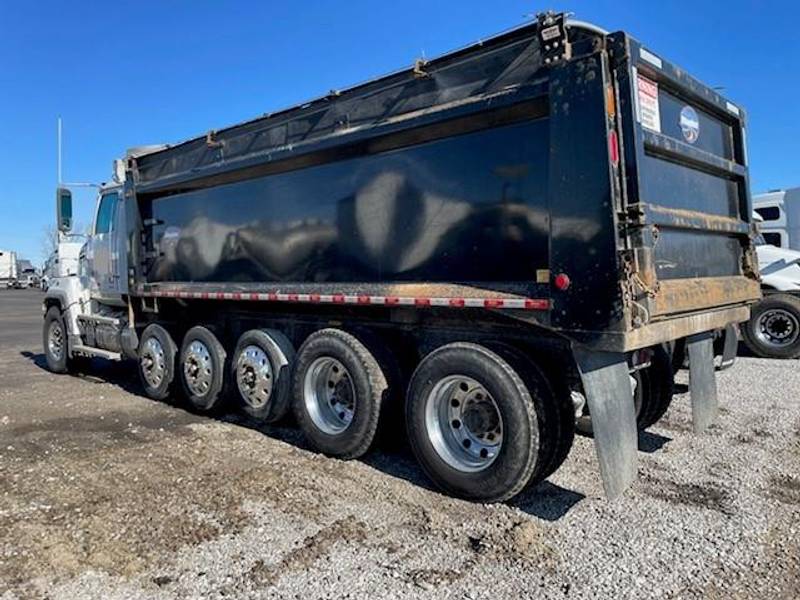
(91, 190), (122, 300)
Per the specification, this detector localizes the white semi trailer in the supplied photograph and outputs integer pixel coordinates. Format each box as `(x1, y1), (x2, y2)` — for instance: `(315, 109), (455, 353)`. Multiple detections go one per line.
(0, 250), (18, 288)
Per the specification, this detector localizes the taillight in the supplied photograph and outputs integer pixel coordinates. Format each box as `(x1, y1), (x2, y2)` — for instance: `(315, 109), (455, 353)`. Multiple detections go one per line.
(554, 273), (571, 291)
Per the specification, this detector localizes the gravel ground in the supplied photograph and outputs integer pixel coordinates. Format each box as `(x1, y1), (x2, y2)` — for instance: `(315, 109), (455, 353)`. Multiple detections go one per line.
(0, 288), (798, 599)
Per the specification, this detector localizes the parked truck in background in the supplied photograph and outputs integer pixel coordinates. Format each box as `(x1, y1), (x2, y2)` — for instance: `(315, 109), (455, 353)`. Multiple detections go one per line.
(14, 259), (39, 289)
(42, 13), (760, 502)
(739, 214), (800, 358)
(0, 250), (18, 288)
(754, 187), (800, 251)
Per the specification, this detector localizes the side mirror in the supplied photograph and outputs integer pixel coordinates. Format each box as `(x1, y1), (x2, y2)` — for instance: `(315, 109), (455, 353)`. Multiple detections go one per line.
(56, 187), (72, 232)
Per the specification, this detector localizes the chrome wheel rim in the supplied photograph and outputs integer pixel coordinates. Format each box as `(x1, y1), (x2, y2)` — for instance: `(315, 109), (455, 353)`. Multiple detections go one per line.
(303, 357), (355, 434)
(48, 320), (64, 361)
(424, 375), (503, 473)
(755, 308), (799, 348)
(236, 345), (273, 409)
(140, 337), (166, 388)
(183, 340), (213, 397)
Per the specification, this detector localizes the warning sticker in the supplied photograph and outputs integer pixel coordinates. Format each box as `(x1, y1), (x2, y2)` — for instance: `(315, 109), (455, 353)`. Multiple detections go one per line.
(636, 74), (661, 133)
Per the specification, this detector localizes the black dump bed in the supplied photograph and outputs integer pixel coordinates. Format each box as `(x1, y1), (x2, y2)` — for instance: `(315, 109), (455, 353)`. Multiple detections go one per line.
(127, 12), (759, 351)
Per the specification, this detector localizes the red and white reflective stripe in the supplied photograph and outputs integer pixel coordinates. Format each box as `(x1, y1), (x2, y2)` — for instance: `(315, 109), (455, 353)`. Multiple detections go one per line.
(138, 286), (549, 311)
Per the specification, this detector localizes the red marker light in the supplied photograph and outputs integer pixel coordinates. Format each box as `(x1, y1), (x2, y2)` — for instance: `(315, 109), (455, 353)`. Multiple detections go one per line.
(608, 130), (620, 167)
(554, 273), (571, 291)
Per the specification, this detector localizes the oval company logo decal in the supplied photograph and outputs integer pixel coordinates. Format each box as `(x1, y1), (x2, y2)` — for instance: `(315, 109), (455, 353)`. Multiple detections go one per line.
(679, 105), (700, 144)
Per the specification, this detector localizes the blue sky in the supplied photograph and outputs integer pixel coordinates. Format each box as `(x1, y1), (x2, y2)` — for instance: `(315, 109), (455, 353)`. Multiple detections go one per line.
(1, 0), (798, 264)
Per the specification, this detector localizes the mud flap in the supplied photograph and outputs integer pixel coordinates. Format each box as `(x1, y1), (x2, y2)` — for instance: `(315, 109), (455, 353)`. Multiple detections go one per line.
(687, 332), (718, 433)
(573, 347), (638, 500)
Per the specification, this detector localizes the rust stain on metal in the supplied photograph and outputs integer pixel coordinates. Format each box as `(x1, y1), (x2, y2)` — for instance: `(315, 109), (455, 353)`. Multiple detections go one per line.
(653, 277), (760, 317)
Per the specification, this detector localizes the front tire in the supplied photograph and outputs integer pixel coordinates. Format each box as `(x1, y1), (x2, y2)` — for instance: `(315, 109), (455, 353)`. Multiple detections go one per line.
(179, 326), (228, 413)
(406, 342), (540, 503)
(43, 306), (69, 374)
(742, 294), (800, 359)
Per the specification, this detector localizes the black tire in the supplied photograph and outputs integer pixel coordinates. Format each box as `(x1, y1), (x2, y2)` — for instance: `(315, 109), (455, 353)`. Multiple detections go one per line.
(406, 342), (540, 503)
(43, 306), (70, 374)
(138, 323), (178, 401)
(179, 326), (229, 413)
(232, 329), (295, 422)
(485, 345), (575, 485)
(635, 345), (675, 430)
(292, 328), (388, 459)
(741, 294), (800, 359)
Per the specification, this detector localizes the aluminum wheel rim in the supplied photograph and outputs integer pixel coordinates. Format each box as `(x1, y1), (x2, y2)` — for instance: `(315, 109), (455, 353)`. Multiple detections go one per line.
(140, 337), (166, 388)
(424, 375), (503, 473)
(48, 320), (64, 362)
(236, 345), (273, 409)
(303, 356), (355, 434)
(755, 308), (800, 348)
(183, 340), (213, 397)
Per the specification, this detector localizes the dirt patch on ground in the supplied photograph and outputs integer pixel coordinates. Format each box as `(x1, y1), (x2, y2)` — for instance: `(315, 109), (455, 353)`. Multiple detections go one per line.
(641, 474), (736, 515)
(245, 516), (369, 588)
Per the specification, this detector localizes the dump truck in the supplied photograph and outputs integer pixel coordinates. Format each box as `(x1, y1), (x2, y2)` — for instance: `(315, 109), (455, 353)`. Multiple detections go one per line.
(43, 13), (760, 502)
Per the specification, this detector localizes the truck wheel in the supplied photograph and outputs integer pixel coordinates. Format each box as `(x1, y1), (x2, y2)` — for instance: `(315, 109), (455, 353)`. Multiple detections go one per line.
(742, 294), (800, 359)
(138, 324), (177, 401)
(292, 329), (388, 459)
(406, 342), (540, 503)
(635, 346), (675, 430)
(43, 306), (70, 374)
(484, 344), (574, 485)
(232, 329), (295, 422)
(179, 326), (229, 412)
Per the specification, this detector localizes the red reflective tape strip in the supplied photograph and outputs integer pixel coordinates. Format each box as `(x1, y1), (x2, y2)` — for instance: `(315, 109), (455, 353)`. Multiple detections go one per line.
(138, 289), (550, 310)
(525, 298), (550, 310)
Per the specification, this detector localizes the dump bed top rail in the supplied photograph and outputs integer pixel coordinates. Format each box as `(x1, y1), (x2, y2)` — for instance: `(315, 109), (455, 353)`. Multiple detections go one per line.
(129, 17), (606, 194)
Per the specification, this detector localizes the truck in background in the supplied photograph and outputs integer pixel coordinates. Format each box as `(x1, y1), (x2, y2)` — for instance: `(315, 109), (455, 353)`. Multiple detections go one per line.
(14, 259), (39, 289)
(0, 250), (18, 288)
(42, 13), (760, 502)
(739, 214), (800, 358)
(753, 187), (800, 251)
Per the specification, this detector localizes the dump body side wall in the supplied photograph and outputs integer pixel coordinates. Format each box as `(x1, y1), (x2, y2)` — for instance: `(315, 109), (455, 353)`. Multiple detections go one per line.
(142, 117), (552, 296)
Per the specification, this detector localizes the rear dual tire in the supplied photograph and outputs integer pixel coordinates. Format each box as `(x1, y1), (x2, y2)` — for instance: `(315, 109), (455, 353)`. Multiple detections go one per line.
(292, 329), (389, 460)
(406, 343), (563, 503)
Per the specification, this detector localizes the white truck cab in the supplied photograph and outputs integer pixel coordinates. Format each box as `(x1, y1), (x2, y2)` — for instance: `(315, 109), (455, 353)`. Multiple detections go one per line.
(44, 161), (137, 367)
(753, 187), (800, 251)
